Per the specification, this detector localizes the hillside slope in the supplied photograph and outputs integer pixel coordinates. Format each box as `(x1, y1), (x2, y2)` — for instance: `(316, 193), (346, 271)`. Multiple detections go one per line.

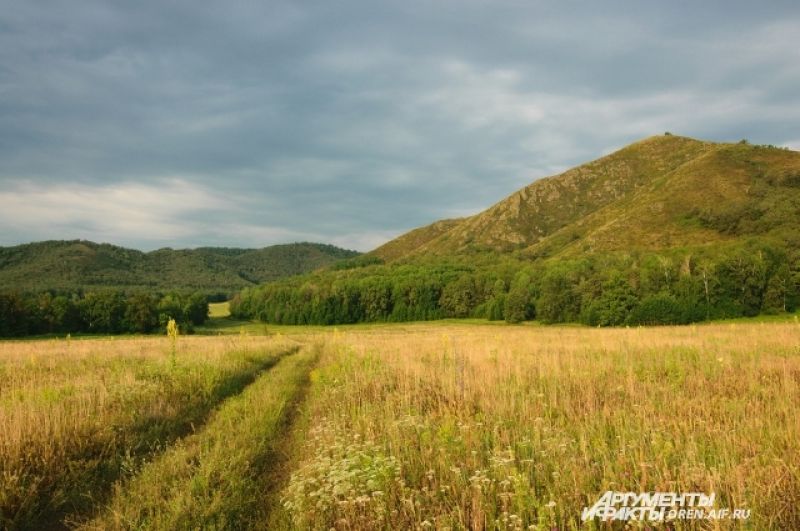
(373, 135), (800, 260)
(0, 240), (359, 293)
(232, 134), (800, 328)
(371, 219), (464, 262)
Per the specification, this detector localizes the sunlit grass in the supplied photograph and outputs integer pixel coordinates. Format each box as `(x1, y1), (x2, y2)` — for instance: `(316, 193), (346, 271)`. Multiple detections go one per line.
(208, 301), (231, 319)
(3, 321), (799, 529)
(276, 323), (800, 529)
(83, 345), (318, 530)
(0, 334), (298, 528)
(198, 312), (800, 338)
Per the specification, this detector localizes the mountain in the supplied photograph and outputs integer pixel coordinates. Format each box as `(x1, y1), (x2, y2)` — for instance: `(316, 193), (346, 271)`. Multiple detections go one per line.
(0, 240), (359, 294)
(370, 219), (464, 262)
(232, 134), (800, 327)
(371, 135), (800, 261)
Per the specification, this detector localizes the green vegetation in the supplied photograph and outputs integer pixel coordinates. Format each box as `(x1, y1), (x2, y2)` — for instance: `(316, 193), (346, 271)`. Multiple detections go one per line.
(371, 218), (463, 262)
(6, 136), (799, 334)
(3, 134), (800, 528)
(208, 300), (231, 318)
(0, 335), (298, 529)
(231, 239), (800, 326)
(232, 136), (800, 327)
(84, 346), (317, 530)
(0, 289), (211, 337)
(370, 135), (800, 259)
(0, 240), (359, 294)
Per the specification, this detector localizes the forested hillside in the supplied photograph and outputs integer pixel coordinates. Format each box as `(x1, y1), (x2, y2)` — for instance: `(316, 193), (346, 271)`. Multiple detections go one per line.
(0, 240), (359, 336)
(0, 240), (358, 294)
(233, 135), (800, 326)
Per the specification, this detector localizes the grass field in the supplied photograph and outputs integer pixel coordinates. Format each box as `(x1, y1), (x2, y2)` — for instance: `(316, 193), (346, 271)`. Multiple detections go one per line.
(1, 320), (799, 529)
(208, 301), (232, 319)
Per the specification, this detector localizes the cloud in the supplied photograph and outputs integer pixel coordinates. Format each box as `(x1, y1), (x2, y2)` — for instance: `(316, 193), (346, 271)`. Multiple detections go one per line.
(0, 178), (231, 247)
(783, 140), (800, 152)
(0, 1), (799, 252)
(0, 177), (390, 252)
(329, 230), (402, 253)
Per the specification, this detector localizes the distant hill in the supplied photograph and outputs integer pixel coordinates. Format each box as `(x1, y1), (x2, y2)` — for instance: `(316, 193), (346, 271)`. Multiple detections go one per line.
(0, 240), (359, 294)
(371, 135), (800, 261)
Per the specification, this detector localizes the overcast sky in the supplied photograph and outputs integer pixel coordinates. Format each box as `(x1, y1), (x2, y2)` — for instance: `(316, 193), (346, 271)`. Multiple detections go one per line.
(1, 1), (799, 251)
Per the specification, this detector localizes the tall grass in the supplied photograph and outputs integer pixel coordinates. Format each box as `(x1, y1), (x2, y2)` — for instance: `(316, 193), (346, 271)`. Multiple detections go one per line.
(3, 322), (798, 529)
(0, 335), (297, 529)
(278, 323), (800, 529)
(83, 344), (318, 530)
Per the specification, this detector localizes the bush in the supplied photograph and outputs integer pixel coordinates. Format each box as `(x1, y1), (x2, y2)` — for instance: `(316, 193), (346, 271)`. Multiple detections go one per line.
(630, 294), (684, 325)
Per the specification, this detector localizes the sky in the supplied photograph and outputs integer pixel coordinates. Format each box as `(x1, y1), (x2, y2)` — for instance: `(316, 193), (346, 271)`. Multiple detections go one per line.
(1, 1), (799, 252)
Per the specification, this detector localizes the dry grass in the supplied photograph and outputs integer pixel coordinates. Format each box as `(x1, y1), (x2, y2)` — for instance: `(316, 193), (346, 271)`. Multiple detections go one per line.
(3, 322), (799, 529)
(83, 344), (318, 530)
(278, 322), (800, 529)
(0, 334), (298, 528)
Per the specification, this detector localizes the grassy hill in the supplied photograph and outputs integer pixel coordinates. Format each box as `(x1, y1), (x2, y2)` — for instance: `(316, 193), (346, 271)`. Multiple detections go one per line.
(372, 135), (800, 260)
(233, 134), (800, 327)
(370, 218), (464, 262)
(0, 240), (359, 294)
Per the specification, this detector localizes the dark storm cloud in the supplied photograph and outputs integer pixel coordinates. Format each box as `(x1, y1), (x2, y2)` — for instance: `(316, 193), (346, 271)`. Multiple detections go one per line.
(1, 1), (799, 250)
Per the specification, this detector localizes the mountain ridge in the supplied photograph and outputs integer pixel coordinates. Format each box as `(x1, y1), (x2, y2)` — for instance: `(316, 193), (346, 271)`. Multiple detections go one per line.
(370, 134), (800, 261)
(228, 133), (800, 327)
(0, 240), (359, 293)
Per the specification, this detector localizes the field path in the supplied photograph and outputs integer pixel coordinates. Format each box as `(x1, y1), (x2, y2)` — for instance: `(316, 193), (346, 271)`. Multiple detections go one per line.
(14, 344), (299, 531)
(78, 344), (320, 530)
(257, 346), (318, 530)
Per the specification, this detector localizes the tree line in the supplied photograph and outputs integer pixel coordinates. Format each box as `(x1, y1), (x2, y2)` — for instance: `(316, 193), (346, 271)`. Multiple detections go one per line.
(0, 290), (209, 337)
(231, 242), (799, 326)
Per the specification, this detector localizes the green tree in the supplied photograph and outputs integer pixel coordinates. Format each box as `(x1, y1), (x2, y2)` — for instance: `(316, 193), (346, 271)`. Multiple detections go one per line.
(360, 279), (393, 321)
(630, 293), (683, 325)
(183, 292), (210, 325)
(537, 265), (581, 323)
(487, 294), (505, 321)
(0, 292), (29, 336)
(440, 275), (477, 318)
(124, 293), (159, 333)
(587, 273), (637, 326)
(505, 273), (532, 324)
(720, 250), (769, 316)
(485, 279), (507, 321)
(763, 264), (794, 313)
(81, 291), (125, 333)
(157, 293), (185, 328)
(51, 295), (81, 333)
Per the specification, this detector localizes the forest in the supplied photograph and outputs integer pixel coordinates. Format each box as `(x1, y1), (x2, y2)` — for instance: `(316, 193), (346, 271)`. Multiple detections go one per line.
(0, 289), (209, 337)
(0, 240), (358, 294)
(230, 239), (799, 326)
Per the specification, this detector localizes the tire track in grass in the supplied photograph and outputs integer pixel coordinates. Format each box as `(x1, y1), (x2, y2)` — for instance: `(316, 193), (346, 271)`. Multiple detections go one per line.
(79, 344), (320, 530)
(20, 344), (299, 531)
(257, 346), (320, 531)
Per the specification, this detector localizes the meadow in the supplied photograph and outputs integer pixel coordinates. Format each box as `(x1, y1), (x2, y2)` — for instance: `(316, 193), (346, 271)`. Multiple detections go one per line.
(1, 320), (799, 529)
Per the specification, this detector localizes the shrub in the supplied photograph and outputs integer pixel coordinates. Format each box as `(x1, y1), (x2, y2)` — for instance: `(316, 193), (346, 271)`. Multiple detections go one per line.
(630, 293), (684, 325)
